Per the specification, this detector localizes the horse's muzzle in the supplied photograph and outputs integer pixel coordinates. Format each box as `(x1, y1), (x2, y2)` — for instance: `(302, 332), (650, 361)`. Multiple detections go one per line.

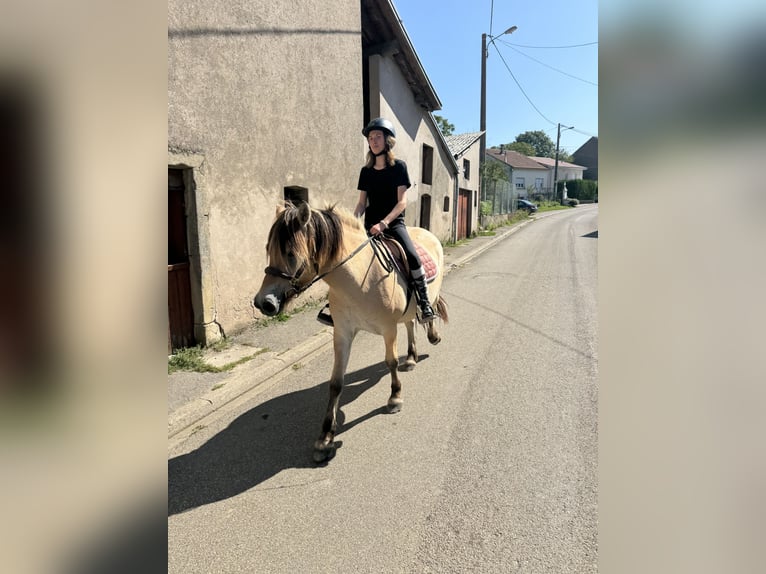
(254, 293), (281, 316)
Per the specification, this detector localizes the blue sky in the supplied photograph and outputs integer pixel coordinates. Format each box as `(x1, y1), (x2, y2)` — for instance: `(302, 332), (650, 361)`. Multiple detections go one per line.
(393, 0), (598, 155)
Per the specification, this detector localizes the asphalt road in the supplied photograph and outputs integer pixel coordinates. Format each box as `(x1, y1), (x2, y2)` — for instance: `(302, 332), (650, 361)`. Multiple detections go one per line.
(169, 206), (598, 573)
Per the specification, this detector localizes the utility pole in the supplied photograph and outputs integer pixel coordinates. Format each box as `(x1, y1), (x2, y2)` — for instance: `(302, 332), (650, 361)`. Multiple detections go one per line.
(479, 26), (517, 205)
(480, 33), (487, 203)
(553, 123), (561, 203)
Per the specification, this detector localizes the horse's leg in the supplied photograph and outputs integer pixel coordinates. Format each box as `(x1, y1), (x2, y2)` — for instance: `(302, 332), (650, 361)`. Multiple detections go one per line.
(313, 329), (354, 463)
(426, 295), (444, 345)
(384, 328), (404, 413)
(426, 320), (441, 345)
(403, 319), (418, 371)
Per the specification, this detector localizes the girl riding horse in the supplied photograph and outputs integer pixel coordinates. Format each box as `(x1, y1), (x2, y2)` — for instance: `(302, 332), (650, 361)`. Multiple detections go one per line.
(317, 117), (435, 326)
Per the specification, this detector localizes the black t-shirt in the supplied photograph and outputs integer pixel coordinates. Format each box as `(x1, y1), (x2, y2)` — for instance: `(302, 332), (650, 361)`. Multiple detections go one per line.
(357, 159), (411, 230)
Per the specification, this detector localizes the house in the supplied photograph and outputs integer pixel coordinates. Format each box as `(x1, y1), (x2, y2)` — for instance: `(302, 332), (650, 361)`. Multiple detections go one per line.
(444, 132), (483, 240)
(572, 136), (598, 181)
(531, 156), (588, 185)
(485, 147), (549, 200)
(168, 0), (457, 349)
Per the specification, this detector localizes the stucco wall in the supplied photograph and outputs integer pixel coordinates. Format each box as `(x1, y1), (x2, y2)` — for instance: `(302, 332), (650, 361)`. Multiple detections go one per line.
(512, 168), (550, 195)
(169, 1), (364, 337)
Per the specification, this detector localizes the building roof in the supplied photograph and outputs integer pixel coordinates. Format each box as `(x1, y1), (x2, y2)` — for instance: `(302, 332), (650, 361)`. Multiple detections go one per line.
(445, 132), (484, 157)
(486, 148), (548, 170)
(362, 0), (441, 111)
(573, 136), (598, 158)
(531, 156), (587, 170)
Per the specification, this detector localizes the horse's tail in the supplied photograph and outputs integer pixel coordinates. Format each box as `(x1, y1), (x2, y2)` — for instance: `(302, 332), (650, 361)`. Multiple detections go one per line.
(435, 295), (448, 323)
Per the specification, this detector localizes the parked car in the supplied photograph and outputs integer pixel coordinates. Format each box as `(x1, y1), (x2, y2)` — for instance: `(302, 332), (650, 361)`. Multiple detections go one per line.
(517, 199), (538, 213)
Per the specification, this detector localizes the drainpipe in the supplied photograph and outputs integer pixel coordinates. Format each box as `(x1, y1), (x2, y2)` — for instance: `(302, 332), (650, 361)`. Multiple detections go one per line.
(451, 155), (459, 243)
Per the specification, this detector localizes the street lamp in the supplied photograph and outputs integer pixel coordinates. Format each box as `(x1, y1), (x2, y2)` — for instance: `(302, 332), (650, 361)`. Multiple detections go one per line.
(479, 26), (517, 186)
(553, 123), (574, 203)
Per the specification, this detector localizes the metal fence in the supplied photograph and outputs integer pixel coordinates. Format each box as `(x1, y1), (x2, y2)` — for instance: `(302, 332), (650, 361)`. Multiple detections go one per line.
(481, 179), (518, 215)
(481, 183), (560, 215)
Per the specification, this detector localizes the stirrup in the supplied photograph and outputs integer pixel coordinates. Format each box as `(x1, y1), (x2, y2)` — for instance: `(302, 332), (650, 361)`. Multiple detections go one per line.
(316, 304), (334, 326)
(417, 304), (436, 324)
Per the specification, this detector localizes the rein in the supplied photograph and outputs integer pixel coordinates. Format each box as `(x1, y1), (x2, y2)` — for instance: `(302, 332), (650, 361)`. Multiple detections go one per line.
(264, 236), (375, 300)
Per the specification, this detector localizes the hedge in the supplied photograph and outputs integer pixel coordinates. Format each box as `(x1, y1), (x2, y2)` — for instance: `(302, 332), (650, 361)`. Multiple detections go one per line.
(557, 179), (598, 201)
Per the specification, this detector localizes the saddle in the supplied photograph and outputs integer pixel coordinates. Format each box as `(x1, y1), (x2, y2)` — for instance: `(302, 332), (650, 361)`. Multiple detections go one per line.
(375, 237), (439, 283)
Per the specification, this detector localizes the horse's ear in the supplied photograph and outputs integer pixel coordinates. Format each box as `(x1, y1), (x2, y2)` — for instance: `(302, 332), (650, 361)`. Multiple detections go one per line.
(275, 203), (286, 217)
(297, 201), (311, 227)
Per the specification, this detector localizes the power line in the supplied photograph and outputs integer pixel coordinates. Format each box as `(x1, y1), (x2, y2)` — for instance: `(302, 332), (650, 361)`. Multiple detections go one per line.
(505, 41), (598, 49)
(497, 40), (598, 86)
(490, 42), (557, 127)
(488, 0), (495, 38)
(571, 127), (597, 138)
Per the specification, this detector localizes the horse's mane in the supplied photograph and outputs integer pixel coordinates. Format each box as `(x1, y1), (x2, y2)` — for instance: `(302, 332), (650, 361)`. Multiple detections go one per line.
(267, 203), (363, 269)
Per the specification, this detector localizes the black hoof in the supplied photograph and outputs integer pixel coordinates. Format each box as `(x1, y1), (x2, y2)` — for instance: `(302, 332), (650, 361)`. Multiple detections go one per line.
(313, 442), (338, 463)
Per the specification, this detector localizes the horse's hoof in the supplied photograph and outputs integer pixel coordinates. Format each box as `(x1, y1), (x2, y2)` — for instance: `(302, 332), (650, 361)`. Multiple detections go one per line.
(403, 359), (416, 371)
(427, 333), (441, 345)
(387, 398), (403, 413)
(313, 438), (338, 463)
(313, 444), (336, 463)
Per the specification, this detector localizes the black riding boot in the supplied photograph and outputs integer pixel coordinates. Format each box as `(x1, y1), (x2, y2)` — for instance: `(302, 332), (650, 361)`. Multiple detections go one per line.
(411, 267), (435, 323)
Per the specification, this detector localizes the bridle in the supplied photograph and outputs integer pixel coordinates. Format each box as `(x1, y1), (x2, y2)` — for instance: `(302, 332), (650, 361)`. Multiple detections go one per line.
(263, 236), (375, 301)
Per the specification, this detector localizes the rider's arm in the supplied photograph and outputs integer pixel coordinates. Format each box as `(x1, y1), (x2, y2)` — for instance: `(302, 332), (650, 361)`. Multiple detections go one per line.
(354, 190), (367, 218)
(382, 185), (407, 226)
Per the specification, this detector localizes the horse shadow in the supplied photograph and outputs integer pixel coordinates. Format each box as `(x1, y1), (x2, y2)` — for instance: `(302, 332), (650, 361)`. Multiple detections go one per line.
(169, 360), (397, 516)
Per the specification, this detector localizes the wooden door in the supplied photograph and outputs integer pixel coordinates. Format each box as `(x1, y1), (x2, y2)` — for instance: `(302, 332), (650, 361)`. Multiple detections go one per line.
(168, 169), (195, 351)
(458, 189), (471, 240)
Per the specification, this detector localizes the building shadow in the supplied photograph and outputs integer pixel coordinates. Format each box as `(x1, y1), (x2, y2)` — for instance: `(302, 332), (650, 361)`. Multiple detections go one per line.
(168, 361), (394, 515)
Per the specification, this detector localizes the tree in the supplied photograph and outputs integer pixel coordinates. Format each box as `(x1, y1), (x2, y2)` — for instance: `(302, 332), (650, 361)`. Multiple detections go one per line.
(434, 115), (454, 137)
(513, 130), (556, 158)
(504, 141), (535, 156)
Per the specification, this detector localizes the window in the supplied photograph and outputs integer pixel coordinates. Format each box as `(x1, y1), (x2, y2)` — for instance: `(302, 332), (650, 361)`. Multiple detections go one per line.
(422, 144), (433, 185)
(535, 177), (544, 190)
(463, 158), (471, 180)
(443, 196), (450, 212)
(284, 185), (309, 205)
(515, 177), (525, 189)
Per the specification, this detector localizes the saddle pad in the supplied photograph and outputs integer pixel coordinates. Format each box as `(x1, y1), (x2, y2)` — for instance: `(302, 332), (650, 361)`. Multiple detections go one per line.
(416, 244), (439, 283)
(380, 238), (439, 283)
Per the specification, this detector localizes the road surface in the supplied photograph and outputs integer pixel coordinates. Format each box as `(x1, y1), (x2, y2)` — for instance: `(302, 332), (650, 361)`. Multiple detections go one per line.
(169, 206), (598, 573)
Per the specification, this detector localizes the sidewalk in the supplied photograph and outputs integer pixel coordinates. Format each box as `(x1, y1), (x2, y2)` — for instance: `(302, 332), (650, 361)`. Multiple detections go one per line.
(168, 213), (542, 441)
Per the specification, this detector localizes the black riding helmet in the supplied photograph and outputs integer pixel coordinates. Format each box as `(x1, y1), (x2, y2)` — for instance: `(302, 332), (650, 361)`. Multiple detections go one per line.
(362, 117), (396, 138)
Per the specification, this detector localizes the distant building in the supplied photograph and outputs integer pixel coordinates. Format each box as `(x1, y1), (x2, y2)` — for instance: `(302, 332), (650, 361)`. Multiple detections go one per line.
(530, 156), (588, 185)
(572, 136), (598, 181)
(486, 147), (549, 199)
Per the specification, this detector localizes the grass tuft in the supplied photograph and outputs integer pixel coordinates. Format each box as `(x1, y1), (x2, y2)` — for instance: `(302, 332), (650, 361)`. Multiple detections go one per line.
(168, 345), (269, 374)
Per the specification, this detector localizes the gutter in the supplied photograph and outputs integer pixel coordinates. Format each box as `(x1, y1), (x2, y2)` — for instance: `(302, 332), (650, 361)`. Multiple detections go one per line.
(425, 113), (461, 243)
